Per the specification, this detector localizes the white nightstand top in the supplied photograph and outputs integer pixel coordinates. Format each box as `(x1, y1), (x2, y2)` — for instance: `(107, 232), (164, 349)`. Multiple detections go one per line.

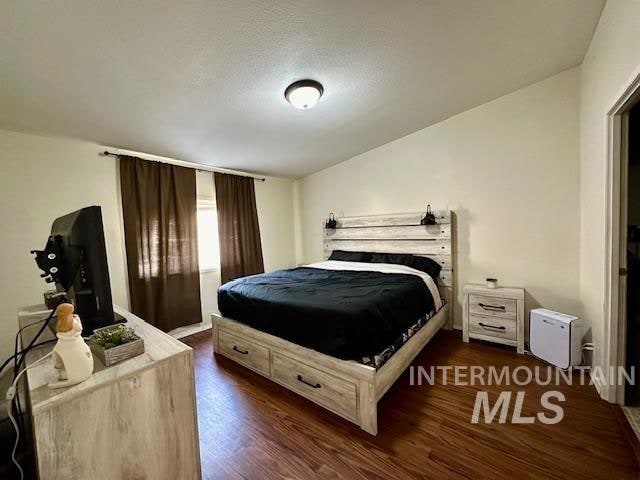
(464, 283), (524, 300)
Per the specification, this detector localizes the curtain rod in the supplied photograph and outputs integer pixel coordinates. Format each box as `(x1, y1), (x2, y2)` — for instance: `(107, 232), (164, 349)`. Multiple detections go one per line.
(101, 149), (266, 182)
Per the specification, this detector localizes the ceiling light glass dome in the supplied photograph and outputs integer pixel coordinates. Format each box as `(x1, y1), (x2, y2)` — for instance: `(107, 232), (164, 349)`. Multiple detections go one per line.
(284, 80), (324, 110)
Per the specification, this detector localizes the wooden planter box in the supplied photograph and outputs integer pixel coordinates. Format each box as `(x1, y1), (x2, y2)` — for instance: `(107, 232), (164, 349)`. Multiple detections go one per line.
(89, 325), (145, 367)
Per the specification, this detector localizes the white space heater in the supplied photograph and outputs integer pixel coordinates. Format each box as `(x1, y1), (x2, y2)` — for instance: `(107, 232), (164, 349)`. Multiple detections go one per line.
(529, 308), (582, 369)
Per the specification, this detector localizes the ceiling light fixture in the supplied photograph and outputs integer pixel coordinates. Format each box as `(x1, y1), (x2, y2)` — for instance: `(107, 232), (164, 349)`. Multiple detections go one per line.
(284, 79), (324, 110)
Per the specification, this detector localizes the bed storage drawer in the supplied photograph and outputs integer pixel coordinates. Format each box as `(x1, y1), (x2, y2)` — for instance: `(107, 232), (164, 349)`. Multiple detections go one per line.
(468, 314), (517, 340)
(271, 353), (358, 421)
(469, 294), (517, 319)
(219, 329), (271, 376)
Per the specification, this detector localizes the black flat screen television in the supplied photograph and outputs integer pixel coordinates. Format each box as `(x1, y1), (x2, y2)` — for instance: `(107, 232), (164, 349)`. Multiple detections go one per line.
(32, 206), (124, 334)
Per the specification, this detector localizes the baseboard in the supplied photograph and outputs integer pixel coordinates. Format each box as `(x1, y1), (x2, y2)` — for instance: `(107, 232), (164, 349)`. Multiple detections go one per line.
(590, 369), (609, 400)
(169, 321), (212, 340)
(617, 407), (640, 470)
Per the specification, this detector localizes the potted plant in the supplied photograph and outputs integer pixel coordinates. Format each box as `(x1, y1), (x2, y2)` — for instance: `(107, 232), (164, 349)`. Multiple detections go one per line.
(89, 325), (144, 366)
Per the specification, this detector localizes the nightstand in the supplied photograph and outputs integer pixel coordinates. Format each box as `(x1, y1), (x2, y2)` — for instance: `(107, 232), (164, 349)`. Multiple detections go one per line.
(463, 284), (525, 354)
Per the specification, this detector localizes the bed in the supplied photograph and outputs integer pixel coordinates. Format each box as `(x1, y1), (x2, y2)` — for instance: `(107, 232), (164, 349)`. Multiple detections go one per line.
(212, 211), (454, 435)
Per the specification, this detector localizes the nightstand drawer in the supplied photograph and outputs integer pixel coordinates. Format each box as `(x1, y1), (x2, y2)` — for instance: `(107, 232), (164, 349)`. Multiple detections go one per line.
(469, 314), (517, 340)
(469, 294), (517, 319)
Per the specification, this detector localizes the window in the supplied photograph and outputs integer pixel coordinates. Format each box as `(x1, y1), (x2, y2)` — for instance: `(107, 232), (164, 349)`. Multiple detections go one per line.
(196, 171), (220, 272)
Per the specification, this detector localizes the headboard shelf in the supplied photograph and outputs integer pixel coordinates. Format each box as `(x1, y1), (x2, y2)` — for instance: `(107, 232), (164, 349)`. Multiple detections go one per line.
(324, 224), (451, 240)
(333, 211), (450, 228)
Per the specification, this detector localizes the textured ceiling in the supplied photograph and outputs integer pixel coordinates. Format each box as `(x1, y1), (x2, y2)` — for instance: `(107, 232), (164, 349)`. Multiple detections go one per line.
(0, 0), (604, 178)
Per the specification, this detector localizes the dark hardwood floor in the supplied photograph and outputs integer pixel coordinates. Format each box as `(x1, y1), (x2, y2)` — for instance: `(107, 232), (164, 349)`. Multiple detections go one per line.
(182, 330), (639, 480)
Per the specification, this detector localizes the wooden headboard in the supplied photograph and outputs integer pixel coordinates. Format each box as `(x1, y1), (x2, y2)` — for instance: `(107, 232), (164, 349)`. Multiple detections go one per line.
(323, 211), (454, 328)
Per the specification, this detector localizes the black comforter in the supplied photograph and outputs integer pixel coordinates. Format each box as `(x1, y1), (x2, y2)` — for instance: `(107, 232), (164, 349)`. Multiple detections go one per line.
(217, 267), (436, 360)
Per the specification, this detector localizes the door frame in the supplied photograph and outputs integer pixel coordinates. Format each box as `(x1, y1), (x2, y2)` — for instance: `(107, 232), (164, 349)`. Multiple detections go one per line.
(604, 69), (640, 404)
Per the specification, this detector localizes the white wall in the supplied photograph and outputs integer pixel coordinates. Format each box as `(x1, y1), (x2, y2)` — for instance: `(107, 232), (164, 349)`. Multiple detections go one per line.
(0, 130), (130, 364)
(0, 129), (296, 363)
(579, 0), (640, 379)
(294, 68), (581, 329)
(256, 176), (297, 272)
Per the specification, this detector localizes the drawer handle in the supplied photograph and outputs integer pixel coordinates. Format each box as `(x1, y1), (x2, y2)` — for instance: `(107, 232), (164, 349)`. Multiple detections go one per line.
(297, 374), (321, 389)
(232, 345), (249, 355)
(479, 302), (506, 311)
(479, 322), (506, 331)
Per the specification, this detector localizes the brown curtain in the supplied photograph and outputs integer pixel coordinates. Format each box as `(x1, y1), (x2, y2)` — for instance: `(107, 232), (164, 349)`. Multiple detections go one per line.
(119, 155), (202, 331)
(214, 172), (264, 284)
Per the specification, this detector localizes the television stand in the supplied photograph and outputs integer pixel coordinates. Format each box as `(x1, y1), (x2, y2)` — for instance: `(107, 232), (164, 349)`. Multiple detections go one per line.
(18, 304), (201, 479)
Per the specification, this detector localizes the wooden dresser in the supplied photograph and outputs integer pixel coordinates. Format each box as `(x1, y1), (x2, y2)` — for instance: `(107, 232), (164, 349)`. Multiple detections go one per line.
(462, 284), (525, 354)
(18, 304), (201, 480)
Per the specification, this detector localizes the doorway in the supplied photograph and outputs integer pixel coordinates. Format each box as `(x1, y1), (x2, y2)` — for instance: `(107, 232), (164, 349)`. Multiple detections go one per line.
(625, 105), (640, 405)
(604, 71), (640, 406)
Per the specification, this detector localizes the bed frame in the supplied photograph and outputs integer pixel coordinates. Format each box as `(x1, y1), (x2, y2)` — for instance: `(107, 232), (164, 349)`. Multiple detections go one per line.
(212, 211), (454, 435)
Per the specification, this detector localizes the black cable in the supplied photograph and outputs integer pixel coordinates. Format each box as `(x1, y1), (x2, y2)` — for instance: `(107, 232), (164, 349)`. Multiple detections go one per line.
(12, 314), (55, 439)
(13, 308), (55, 441)
(12, 320), (43, 373)
(13, 308), (57, 381)
(0, 337), (56, 377)
(7, 294), (69, 465)
(8, 306), (57, 456)
(0, 317), (48, 373)
(12, 320), (25, 441)
(5, 339), (56, 464)
(2, 314), (52, 439)
(4, 294), (67, 477)
(15, 338), (57, 441)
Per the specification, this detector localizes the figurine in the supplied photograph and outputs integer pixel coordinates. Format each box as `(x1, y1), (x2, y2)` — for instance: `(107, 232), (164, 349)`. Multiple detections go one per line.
(48, 303), (94, 389)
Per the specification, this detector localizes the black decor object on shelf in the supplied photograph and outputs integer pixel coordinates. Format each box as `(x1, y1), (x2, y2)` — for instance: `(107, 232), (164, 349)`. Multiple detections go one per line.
(325, 213), (337, 229)
(420, 205), (437, 225)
